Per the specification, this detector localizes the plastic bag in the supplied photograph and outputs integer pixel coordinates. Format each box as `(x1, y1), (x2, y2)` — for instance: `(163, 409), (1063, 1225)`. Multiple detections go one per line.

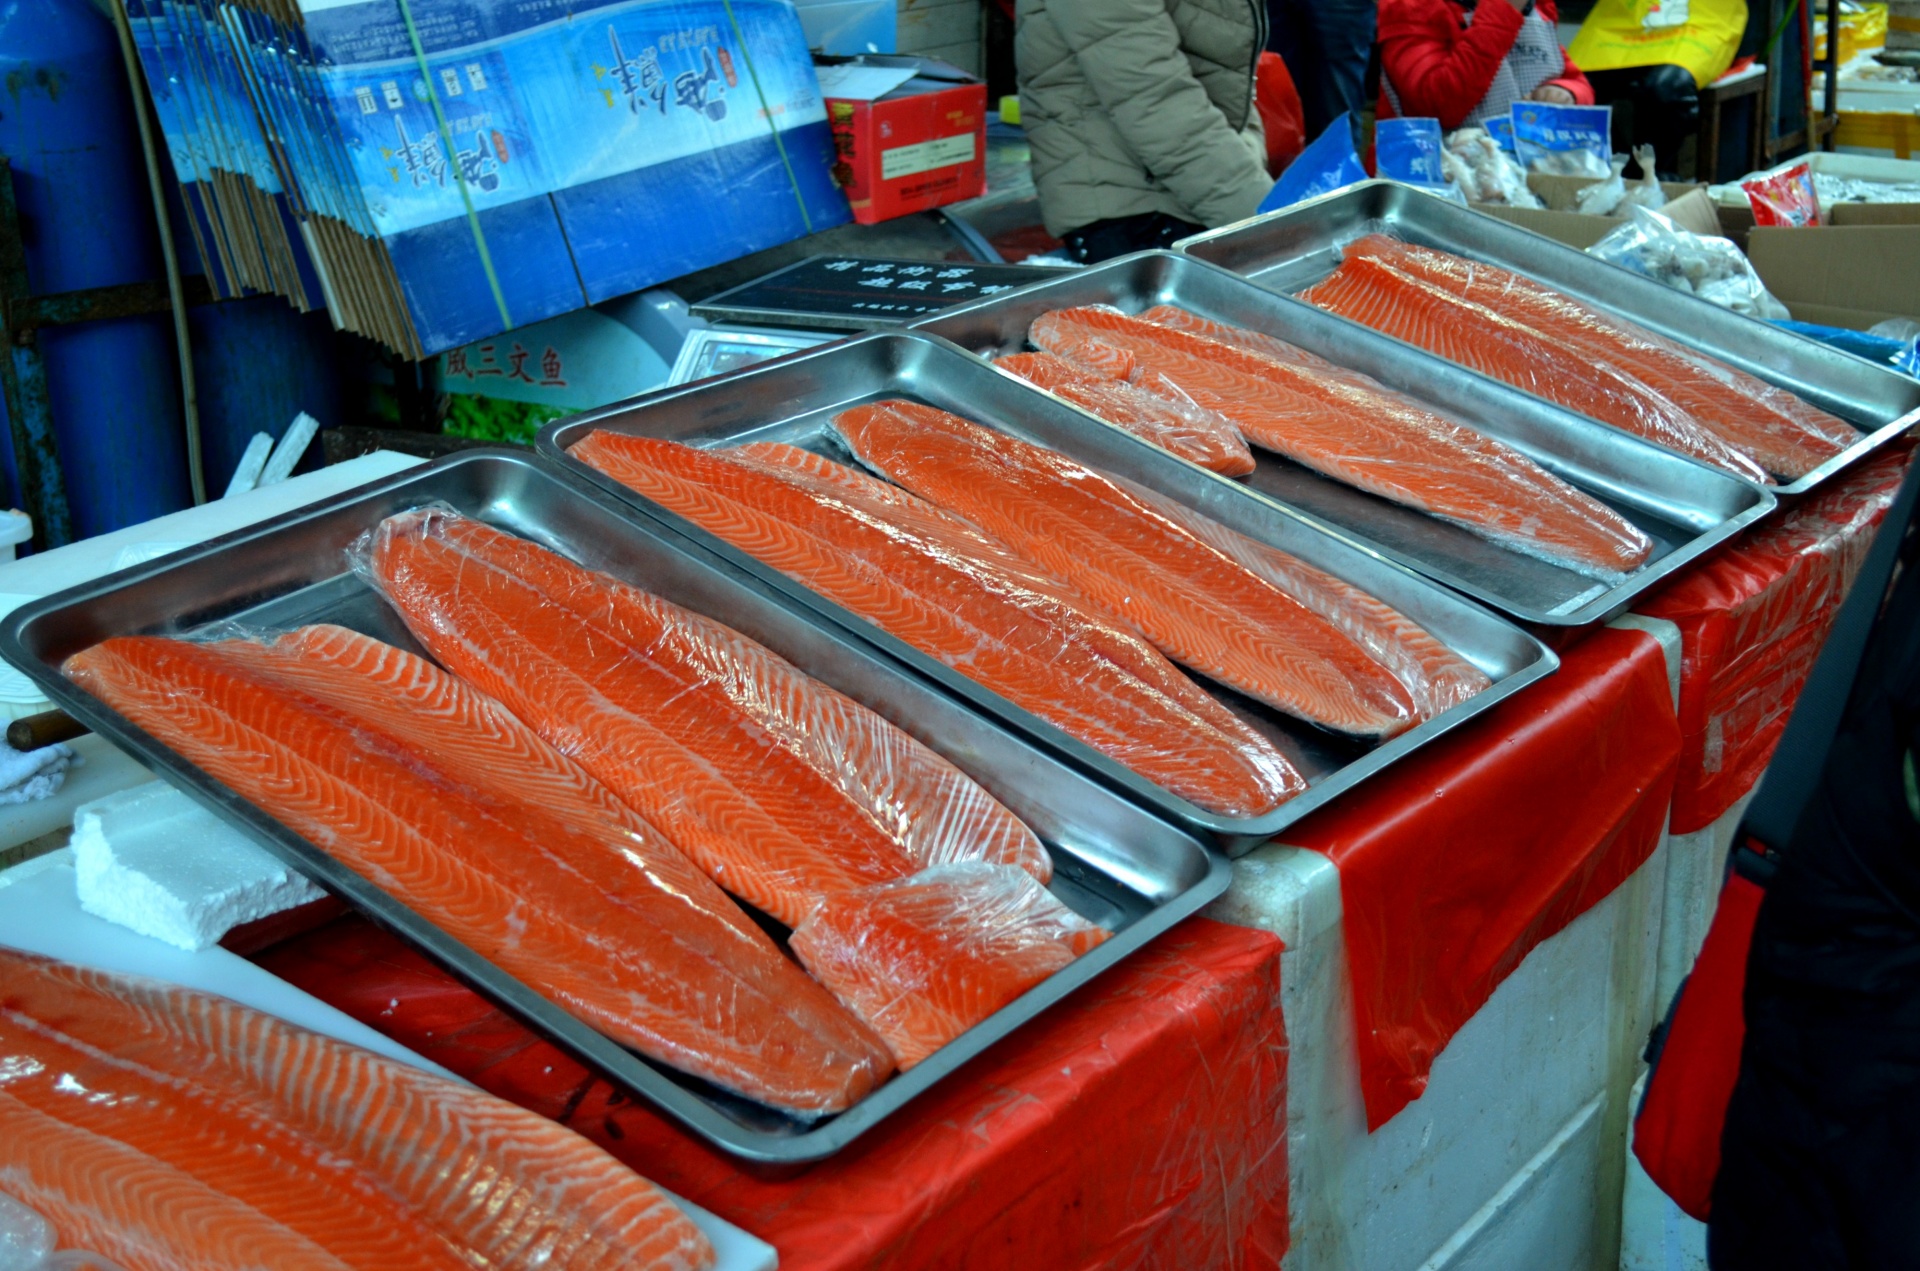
(1262, 112), (1369, 212)
(1744, 161), (1824, 227)
(1442, 126), (1542, 205)
(1590, 204), (1792, 320)
(1567, 0), (1745, 85)
(1375, 117), (1469, 203)
(789, 862), (1110, 1069)
(1485, 115), (1517, 152)
(1512, 102), (1613, 178)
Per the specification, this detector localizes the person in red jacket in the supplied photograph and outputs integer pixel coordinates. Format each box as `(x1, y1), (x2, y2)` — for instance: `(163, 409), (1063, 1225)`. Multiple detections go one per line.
(1376, 0), (1590, 130)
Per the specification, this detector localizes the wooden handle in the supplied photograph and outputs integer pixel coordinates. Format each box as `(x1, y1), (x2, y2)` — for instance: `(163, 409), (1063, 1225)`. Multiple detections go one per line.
(7, 709), (86, 752)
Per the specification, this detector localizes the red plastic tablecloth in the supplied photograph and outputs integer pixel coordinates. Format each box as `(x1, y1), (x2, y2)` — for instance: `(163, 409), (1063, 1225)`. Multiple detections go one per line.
(1638, 446), (1913, 834)
(256, 916), (1289, 1271)
(1285, 626), (1681, 1129)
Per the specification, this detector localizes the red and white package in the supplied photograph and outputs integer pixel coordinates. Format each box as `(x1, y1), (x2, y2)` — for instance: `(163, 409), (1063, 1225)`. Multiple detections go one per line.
(1743, 162), (1824, 227)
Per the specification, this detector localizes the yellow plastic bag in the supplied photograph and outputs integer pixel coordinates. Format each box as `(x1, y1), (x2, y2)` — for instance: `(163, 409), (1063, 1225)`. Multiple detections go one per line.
(1569, 0), (1748, 87)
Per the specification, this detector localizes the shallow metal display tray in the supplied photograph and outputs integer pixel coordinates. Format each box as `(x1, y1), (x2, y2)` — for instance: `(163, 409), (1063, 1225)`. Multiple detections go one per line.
(0, 450), (1229, 1165)
(539, 332), (1558, 850)
(1176, 180), (1920, 497)
(911, 250), (1774, 626)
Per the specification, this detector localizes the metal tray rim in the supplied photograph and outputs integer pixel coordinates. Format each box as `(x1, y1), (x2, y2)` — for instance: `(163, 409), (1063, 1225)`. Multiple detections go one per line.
(1173, 180), (1920, 499)
(537, 331), (1563, 849)
(0, 448), (1230, 1164)
(905, 250), (1779, 625)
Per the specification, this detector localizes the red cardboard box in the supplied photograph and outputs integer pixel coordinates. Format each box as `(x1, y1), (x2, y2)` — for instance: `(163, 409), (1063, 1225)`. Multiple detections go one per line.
(820, 56), (987, 224)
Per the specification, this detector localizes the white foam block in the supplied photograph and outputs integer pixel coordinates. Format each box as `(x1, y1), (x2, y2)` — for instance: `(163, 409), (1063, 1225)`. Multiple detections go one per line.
(72, 782), (325, 952)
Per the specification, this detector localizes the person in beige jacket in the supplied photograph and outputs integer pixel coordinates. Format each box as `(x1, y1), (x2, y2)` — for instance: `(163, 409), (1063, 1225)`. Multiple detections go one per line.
(1016, 0), (1273, 262)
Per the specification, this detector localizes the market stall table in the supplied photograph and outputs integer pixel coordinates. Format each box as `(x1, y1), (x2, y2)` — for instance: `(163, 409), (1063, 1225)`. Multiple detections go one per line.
(1212, 624), (1682, 1270)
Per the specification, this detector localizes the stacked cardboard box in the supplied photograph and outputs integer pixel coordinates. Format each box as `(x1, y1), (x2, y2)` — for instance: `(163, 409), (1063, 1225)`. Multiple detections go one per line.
(129, 0), (850, 358)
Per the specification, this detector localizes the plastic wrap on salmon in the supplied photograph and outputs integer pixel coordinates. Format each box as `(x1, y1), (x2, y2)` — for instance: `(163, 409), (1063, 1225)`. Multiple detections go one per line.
(788, 864), (1110, 1070)
(992, 351), (1257, 476)
(0, 948), (714, 1270)
(1101, 468), (1492, 717)
(836, 399), (1420, 738)
(1297, 250), (1774, 484)
(1033, 306), (1658, 578)
(61, 629), (893, 1114)
(365, 510), (1050, 903)
(570, 430), (1306, 817)
(1340, 235), (1857, 478)
(367, 516), (911, 922)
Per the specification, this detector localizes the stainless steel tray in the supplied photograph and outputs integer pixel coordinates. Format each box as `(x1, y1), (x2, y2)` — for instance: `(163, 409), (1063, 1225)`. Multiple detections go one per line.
(1177, 180), (1920, 497)
(539, 332), (1558, 850)
(0, 450), (1229, 1165)
(911, 250), (1774, 625)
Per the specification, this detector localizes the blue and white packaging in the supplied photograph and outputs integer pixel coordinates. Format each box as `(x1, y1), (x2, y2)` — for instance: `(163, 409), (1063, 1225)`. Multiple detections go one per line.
(123, 0), (851, 357)
(1511, 102), (1612, 178)
(1373, 116), (1466, 202)
(1261, 113), (1368, 213)
(1485, 115), (1516, 152)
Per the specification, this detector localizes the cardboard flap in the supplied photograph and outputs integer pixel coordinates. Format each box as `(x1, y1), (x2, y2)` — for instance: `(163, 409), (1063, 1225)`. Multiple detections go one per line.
(1745, 225), (1920, 329)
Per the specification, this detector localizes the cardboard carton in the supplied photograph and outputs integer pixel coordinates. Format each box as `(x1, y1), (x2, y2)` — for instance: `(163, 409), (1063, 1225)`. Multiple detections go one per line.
(1744, 225), (1920, 328)
(1473, 185), (1723, 249)
(1471, 173), (1714, 247)
(821, 56), (986, 224)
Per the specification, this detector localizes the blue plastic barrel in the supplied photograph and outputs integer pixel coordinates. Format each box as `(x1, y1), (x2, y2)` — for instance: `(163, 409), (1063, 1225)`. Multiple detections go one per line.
(0, 0), (191, 538)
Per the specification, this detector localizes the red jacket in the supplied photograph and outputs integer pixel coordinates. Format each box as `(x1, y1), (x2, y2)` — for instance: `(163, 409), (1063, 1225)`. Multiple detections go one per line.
(1377, 0), (1593, 131)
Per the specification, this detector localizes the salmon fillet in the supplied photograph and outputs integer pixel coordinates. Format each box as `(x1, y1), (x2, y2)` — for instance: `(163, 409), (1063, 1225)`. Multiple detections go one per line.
(993, 351), (1257, 476)
(837, 398), (1419, 737)
(1341, 235), (1857, 478)
(0, 948), (713, 1270)
(1098, 467), (1493, 718)
(570, 430), (1306, 817)
(62, 631), (893, 1114)
(1297, 252), (1773, 484)
(1032, 306), (1658, 578)
(788, 864), (1109, 1070)
(366, 510), (1049, 898)
(366, 514), (915, 924)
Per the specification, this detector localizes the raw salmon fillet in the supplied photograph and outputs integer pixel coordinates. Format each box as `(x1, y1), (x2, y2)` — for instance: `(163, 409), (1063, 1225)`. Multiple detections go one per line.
(1340, 235), (1856, 478)
(1031, 306), (1657, 578)
(1100, 467), (1492, 717)
(62, 630), (893, 1113)
(570, 430), (1306, 817)
(1297, 251), (1774, 484)
(993, 351), (1256, 476)
(0, 948), (713, 1270)
(788, 864), (1110, 1070)
(367, 516), (911, 923)
(838, 398), (1420, 736)
(366, 510), (1050, 903)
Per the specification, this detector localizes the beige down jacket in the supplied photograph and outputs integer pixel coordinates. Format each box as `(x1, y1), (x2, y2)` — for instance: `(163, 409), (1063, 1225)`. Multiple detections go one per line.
(1015, 0), (1271, 237)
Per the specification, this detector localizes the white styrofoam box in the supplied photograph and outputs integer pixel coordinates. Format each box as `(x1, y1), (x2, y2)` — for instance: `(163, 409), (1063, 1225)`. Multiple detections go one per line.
(1619, 1075), (1709, 1271)
(1652, 790), (1757, 1010)
(0, 851), (778, 1271)
(1423, 1094), (1606, 1270)
(72, 781), (326, 951)
(1209, 834), (1667, 1270)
